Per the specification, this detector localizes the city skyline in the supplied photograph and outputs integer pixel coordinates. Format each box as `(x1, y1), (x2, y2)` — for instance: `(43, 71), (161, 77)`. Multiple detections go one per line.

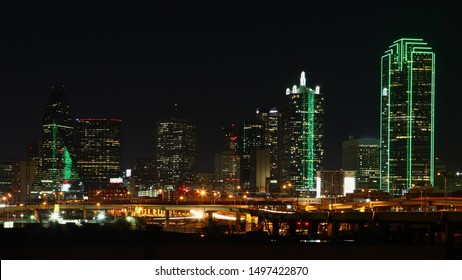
(1, 2), (461, 172)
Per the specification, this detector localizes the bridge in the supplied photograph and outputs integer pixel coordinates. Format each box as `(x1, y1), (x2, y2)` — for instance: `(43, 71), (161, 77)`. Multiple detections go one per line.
(2, 198), (462, 258)
(3, 196), (462, 221)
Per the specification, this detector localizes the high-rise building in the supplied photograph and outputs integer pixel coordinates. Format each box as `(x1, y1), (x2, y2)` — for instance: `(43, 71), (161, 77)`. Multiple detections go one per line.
(32, 86), (81, 196)
(0, 161), (12, 195)
(12, 160), (36, 203)
(214, 150), (240, 193)
(316, 170), (356, 197)
(279, 71), (324, 196)
(155, 118), (196, 188)
(215, 124), (240, 193)
(380, 38), (435, 194)
(342, 136), (380, 190)
(27, 140), (41, 161)
(256, 107), (281, 190)
(196, 172), (215, 191)
(76, 118), (122, 192)
(254, 149), (271, 193)
(221, 124), (238, 152)
(27, 140), (41, 178)
(236, 120), (264, 192)
(131, 158), (156, 190)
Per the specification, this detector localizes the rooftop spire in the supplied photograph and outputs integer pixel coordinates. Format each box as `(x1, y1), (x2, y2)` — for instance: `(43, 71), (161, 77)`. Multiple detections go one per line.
(300, 71), (306, 86)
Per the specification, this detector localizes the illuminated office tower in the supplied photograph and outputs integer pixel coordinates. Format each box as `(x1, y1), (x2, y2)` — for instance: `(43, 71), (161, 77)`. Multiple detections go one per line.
(12, 160), (36, 203)
(32, 86), (81, 195)
(222, 124), (238, 152)
(0, 161), (12, 195)
(214, 124), (240, 192)
(279, 71), (324, 196)
(155, 118), (196, 188)
(380, 38), (435, 194)
(236, 121), (265, 192)
(214, 151), (240, 193)
(256, 108), (281, 188)
(76, 118), (122, 192)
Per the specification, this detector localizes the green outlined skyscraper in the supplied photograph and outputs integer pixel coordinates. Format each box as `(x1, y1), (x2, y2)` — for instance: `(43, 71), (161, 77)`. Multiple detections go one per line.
(32, 86), (82, 197)
(279, 72), (324, 196)
(380, 38), (435, 194)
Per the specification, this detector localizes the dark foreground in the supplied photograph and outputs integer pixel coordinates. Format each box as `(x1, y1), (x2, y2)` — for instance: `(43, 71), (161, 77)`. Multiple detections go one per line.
(0, 223), (459, 260)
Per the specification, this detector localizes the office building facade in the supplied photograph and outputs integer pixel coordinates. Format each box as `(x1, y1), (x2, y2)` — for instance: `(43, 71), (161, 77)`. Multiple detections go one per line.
(76, 118), (122, 191)
(279, 71), (324, 196)
(380, 38), (435, 193)
(236, 121), (265, 192)
(32, 86), (81, 195)
(155, 118), (196, 188)
(342, 136), (380, 190)
(256, 107), (281, 191)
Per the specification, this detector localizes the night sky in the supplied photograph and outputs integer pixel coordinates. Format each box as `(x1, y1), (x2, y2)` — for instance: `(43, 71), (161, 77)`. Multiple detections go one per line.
(1, 1), (461, 172)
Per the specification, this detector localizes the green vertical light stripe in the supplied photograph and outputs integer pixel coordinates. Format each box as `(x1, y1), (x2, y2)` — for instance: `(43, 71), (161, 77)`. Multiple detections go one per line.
(408, 50), (413, 189)
(431, 52), (436, 187)
(380, 56), (384, 191)
(387, 52), (391, 193)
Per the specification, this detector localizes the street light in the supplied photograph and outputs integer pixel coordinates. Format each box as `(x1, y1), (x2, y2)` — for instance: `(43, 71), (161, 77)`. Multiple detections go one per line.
(282, 182), (292, 197)
(235, 185), (241, 197)
(437, 172), (447, 203)
(199, 190), (206, 200)
(2, 196), (6, 224)
(228, 194), (235, 205)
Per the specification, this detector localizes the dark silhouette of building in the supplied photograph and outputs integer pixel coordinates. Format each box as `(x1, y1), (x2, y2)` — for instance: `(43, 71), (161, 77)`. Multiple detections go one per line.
(32, 86), (82, 197)
(256, 108), (281, 193)
(214, 124), (240, 193)
(236, 120), (264, 192)
(342, 136), (380, 190)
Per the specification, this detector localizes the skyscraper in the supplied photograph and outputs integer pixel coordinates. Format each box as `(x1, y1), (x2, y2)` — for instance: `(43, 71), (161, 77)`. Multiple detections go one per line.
(0, 161), (12, 195)
(221, 124), (238, 152)
(236, 120), (264, 192)
(256, 108), (281, 190)
(214, 150), (240, 193)
(380, 38), (435, 193)
(12, 160), (36, 203)
(279, 71), (324, 196)
(32, 86), (81, 196)
(76, 118), (122, 192)
(155, 118), (196, 188)
(214, 124), (240, 193)
(131, 158), (156, 190)
(342, 136), (380, 190)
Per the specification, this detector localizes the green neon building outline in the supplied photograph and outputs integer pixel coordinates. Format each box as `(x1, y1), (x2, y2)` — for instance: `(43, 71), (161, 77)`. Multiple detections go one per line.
(380, 50), (393, 193)
(50, 122), (80, 191)
(380, 38), (435, 193)
(408, 47), (413, 189)
(63, 146), (72, 181)
(300, 85), (315, 190)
